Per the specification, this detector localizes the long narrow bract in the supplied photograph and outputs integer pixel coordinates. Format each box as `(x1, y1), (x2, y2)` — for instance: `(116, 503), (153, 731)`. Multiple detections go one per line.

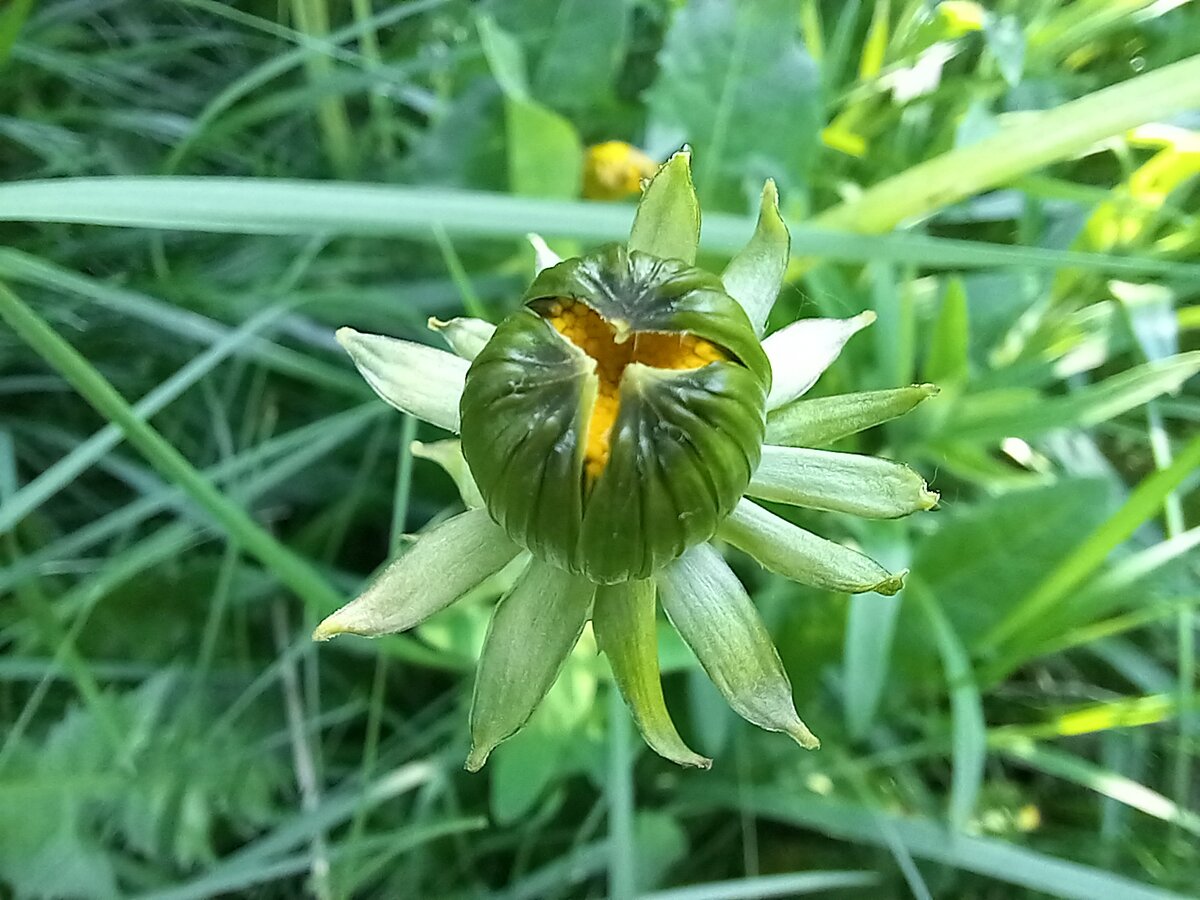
(658, 543), (819, 749)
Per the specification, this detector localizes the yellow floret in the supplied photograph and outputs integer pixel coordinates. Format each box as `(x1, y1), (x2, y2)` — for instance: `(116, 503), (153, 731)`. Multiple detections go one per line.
(543, 300), (726, 482)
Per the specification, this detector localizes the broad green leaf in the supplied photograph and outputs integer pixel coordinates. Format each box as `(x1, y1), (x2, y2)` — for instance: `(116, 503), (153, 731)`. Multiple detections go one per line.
(476, 12), (584, 199)
(490, 723), (567, 825)
(405, 78), (508, 191)
(468, 559), (595, 770)
(487, 0), (626, 114)
(532, 0), (630, 110)
(628, 149), (700, 264)
(593, 580), (711, 769)
(506, 99), (584, 198)
(313, 509), (519, 640)
(475, 12), (529, 100)
(766, 384), (940, 448)
(657, 543), (818, 749)
(898, 478), (1114, 677)
(721, 179), (790, 335)
(722, 499), (905, 596)
(983, 433), (1200, 655)
(748, 446), (938, 519)
(645, 0), (820, 203)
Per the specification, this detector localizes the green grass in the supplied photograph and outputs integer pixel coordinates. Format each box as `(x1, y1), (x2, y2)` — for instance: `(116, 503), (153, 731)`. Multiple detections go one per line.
(1, 1), (1199, 897)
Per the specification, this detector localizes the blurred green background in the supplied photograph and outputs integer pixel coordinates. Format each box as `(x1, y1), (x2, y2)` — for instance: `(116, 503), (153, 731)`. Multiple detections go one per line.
(1, 0), (1200, 897)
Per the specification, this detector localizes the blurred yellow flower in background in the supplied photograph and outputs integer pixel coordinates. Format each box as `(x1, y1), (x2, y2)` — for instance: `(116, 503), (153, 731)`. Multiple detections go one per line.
(583, 141), (658, 200)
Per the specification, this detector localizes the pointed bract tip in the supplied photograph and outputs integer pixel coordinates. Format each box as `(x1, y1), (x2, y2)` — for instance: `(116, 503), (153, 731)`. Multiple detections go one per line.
(921, 488), (941, 511)
(334, 326), (360, 349)
(761, 178), (779, 205)
(312, 614), (348, 642)
(655, 147), (693, 181)
(874, 568), (909, 597)
(427, 317), (449, 333)
(526, 233), (561, 271)
(663, 744), (713, 769)
(788, 720), (821, 750)
(465, 745), (491, 773)
(917, 382), (941, 396)
(855, 310), (878, 328)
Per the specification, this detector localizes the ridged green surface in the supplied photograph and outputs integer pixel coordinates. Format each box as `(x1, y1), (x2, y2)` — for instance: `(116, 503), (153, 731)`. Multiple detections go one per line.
(459, 309), (595, 573)
(460, 246), (769, 583)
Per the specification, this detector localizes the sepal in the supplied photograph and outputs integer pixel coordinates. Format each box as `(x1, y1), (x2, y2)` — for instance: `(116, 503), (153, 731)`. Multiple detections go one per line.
(722, 179), (790, 335)
(628, 147), (700, 265)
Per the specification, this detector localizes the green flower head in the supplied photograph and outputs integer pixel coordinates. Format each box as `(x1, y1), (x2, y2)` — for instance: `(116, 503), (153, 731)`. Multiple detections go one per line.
(315, 151), (939, 771)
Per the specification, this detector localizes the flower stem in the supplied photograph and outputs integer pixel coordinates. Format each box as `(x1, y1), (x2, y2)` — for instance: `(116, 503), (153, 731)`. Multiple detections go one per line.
(607, 687), (636, 900)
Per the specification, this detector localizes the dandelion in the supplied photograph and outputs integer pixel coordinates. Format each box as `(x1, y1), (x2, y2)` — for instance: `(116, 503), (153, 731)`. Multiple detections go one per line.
(583, 141), (659, 200)
(315, 151), (938, 770)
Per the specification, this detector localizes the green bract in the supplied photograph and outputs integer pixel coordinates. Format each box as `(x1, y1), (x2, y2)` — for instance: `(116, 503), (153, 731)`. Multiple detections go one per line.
(318, 149), (940, 772)
(460, 245), (769, 583)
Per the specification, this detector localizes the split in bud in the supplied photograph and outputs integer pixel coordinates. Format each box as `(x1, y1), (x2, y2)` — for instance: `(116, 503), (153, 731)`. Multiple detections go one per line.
(460, 245), (770, 584)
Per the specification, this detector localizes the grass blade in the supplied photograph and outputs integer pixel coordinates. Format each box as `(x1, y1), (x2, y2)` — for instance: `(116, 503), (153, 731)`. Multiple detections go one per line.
(0, 248), (365, 397)
(0, 280), (345, 615)
(2, 179), (1200, 279)
(940, 352), (1200, 445)
(912, 580), (986, 832)
(0, 304), (286, 534)
(816, 53), (1200, 232)
(995, 739), (1200, 838)
(982, 433), (1200, 654)
(643, 870), (879, 900)
(707, 787), (1191, 900)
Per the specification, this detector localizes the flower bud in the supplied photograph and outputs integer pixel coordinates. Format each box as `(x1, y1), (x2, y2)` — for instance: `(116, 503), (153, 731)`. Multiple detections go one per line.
(460, 244), (770, 583)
